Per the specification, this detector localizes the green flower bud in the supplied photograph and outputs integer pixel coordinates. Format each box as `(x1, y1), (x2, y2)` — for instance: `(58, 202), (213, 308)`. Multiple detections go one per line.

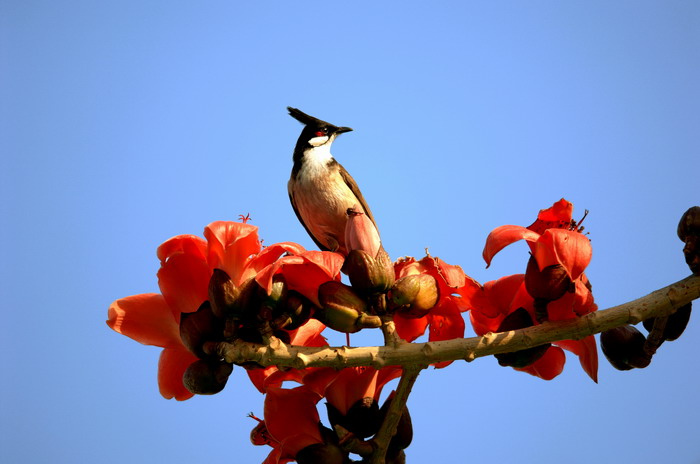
(342, 247), (396, 295)
(316, 281), (381, 333)
(387, 274), (439, 318)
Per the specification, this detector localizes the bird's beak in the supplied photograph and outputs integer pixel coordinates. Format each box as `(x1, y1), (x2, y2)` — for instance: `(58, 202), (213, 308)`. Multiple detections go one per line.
(336, 126), (353, 134)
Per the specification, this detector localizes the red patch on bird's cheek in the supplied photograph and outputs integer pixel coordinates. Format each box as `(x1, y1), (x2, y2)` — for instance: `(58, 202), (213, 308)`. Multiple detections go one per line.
(315, 131), (324, 137)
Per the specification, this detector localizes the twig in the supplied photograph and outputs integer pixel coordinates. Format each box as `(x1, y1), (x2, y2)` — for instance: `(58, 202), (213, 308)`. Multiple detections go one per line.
(369, 366), (422, 464)
(210, 275), (700, 370)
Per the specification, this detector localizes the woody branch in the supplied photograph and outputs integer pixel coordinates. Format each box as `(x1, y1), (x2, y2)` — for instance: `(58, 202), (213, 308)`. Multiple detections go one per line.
(208, 274), (700, 369)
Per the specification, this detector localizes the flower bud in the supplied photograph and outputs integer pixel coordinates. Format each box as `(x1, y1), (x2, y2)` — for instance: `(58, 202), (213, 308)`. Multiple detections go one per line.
(342, 247), (396, 295)
(600, 325), (648, 370)
(345, 207), (380, 258)
(179, 301), (222, 358)
(262, 274), (288, 311)
(524, 256), (572, 301)
(182, 359), (233, 395)
(379, 393), (413, 459)
(494, 308), (550, 368)
(678, 207), (700, 275)
(295, 442), (346, 464)
(387, 274), (439, 318)
(677, 206), (700, 241)
(326, 397), (380, 440)
(642, 302), (692, 342)
(281, 291), (314, 330)
(316, 281), (381, 333)
(230, 278), (265, 323)
(208, 268), (240, 318)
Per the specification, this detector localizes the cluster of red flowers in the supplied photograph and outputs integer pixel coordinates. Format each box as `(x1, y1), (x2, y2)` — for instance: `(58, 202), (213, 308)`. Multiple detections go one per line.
(107, 199), (599, 462)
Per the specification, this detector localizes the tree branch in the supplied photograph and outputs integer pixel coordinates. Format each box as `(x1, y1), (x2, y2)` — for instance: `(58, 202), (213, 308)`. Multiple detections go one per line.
(212, 275), (699, 370)
(369, 366), (421, 464)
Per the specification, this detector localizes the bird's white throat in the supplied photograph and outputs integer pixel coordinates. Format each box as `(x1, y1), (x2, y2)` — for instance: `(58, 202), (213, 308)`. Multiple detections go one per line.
(301, 136), (335, 178)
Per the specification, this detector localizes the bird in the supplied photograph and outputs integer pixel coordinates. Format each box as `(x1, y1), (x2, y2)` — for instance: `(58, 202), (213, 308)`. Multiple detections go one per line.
(287, 106), (378, 256)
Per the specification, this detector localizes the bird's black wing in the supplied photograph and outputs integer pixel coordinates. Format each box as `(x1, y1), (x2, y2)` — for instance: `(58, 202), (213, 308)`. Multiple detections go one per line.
(338, 163), (378, 228)
(287, 181), (331, 252)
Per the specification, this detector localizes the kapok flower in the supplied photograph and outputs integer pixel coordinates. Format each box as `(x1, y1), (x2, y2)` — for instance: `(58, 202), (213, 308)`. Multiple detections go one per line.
(259, 386), (326, 464)
(483, 198), (592, 284)
(107, 220), (329, 400)
(474, 199), (598, 381)
(316, 366), (402, 439)
(390, 256), (482, 367)
(246, 319), (328, 394)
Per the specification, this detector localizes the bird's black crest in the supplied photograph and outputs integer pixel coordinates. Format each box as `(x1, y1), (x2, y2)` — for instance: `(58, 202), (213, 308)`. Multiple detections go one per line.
(287, 107), (327, 127)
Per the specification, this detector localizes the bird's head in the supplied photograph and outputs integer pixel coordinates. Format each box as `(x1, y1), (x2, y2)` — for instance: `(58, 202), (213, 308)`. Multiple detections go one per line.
(288, 107), (353, 151)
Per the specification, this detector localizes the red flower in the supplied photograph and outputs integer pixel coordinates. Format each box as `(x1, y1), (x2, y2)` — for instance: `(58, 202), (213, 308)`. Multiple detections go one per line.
(246, 319), (329, 393)
(392, 256), (482, 367)
(473, 199), (598, 381)
(107, 221), (328, 400)
(483, 198), (592, 282)
(322, 366), (402, 416)
(255, 250), (344, 307)
(260, 386), (325, 464)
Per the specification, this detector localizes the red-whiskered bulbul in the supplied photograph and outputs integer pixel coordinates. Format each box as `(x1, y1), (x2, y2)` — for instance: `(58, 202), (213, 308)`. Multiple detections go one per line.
(287, 107), (378, 256)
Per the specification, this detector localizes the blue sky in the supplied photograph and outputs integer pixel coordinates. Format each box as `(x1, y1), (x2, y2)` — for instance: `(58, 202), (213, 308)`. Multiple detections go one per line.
(2, 1), (699, 463)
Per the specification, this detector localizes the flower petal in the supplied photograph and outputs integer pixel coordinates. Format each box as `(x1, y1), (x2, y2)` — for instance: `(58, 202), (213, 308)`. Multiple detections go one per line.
(482, 225), (541, 268)
(257, 251), (343, 306)
(393, 312), (429, 342)
(527, 198), (574, 234)
(556, 336), (599, 383)
(533, 229), (592, 280)
(264, 386), (323, 456)
(324, 367), (379, 415)
(157, 235), (208, 265)
(157, 347), (198, 400)
(157, 251), (210, 315)
(428, 298), (465, 367)
(262, 448), (294, 464)
(204, 221), (261, 282)
(239, 242), (307, 283)
(289, 319), (327, 347)
(515, 345), (566, 380)
(107, 294), (182, 348)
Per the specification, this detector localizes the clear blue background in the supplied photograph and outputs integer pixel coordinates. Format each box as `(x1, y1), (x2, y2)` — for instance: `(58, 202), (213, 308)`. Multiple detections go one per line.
(2, 1), (699, 463)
